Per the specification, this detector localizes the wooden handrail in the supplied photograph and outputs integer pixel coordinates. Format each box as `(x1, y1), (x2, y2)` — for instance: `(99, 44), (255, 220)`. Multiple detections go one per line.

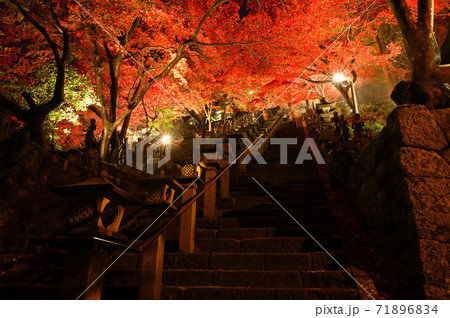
(138, 116), (282, 251)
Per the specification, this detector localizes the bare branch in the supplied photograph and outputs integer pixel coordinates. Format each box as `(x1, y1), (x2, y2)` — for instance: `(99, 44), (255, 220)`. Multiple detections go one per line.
(192, 0), (228, 40)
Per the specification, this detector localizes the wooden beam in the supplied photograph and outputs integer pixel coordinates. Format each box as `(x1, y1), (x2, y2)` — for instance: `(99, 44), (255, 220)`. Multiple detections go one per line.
(138, 234), (165, 300)
(60, 244), (109, 300)
(179, 185), (197, 253)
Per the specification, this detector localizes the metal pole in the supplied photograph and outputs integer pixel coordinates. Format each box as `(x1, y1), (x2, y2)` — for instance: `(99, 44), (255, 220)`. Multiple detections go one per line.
(351, 81), (359, 114)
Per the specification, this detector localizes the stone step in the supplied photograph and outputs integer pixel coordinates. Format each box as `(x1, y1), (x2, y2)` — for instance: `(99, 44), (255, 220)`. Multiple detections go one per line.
(232, 180), (324, 189)
(163, 251), (348, 271)
(220, 207), (331, 219)
(195, 237), (341, 253)
(230, 198), (328, 208)
(232, 184), (324, 191)
(196, 215), (334, 230)
(196, 226), (337, 239)
(242, 165), (317, 172)
(230, 189), (327, 197)
(162, 286), (359, 300)
(245, 161), (317, 167)
(162, 269), (352, 288)
(238, 177), (320, 184)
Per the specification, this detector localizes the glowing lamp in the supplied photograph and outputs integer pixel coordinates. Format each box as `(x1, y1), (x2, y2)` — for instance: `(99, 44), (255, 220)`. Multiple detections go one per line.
(333, 73), (346, 83)
(161, 135), (171, 144)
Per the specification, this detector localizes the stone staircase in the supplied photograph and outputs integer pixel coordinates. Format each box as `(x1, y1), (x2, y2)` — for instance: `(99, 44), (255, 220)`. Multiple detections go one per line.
(0, 126), (360, 299)
(158, 126), (359, 299)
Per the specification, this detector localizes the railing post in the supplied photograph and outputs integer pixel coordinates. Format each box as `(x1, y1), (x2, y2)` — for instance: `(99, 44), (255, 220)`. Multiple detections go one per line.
(179, 184), (197, 253)
(60, 243), (109, 300)
(203, 167), (218, 218)
(138, 233), (165, 300)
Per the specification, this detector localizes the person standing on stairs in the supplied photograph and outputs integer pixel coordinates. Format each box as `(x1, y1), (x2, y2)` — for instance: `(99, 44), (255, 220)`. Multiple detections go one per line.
(289, 103), (305, 128)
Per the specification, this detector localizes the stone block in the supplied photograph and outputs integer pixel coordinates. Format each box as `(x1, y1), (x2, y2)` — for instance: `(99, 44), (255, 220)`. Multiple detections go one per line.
(439, 148), (450, 165)
(164, 253), (209, 270)
(163, 270), (213, 286)
(398, 147), (450, 178)
(357, 128), (388, 174)
(386, 105), (448, 151)
(408, 194), (450, 213)
(418, 239), (448, 289)
(265, 253), (312, 271)
(213, 270), (302, 288)
(434, 108), (450, 143)
(209, 253), (264, 270)
(413, 209), (450, 243)
(405, 176), (450, 198)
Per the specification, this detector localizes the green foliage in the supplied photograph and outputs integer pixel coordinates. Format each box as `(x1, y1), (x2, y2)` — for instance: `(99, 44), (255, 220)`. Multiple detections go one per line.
(148, 108), (177, 133)
(34, 65), (98, 126)
(335, 101), (396, 135)
(359, 102), (396, 135)
(2, 62), (97, 134)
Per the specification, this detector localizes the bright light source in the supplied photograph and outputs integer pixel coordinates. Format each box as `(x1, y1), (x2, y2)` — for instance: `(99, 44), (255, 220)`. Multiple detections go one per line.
(161, 135), (171, 144)
(249, 90), (254, 95)
(333, 73), (346, 83)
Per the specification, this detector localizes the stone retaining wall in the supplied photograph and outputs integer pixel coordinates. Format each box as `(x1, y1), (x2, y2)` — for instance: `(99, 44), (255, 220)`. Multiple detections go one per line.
(0, 139), (150, 254)
(338, 105), (449, 299)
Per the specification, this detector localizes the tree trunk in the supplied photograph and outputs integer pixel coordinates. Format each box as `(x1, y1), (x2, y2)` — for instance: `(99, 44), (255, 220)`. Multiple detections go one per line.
(333, 83), (356, 113)
(221, 105), (227, 133)
(197, 112), (206, 137)
(207, 110), (212, 132)
(27, 115), (46, 147)
(389, 0), (450, 109)
(376, 33), (395, 90)
(100, 128), (113, 161)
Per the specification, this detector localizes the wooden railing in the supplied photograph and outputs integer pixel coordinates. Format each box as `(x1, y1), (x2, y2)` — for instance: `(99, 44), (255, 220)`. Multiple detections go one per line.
(56, 112), (284, 300)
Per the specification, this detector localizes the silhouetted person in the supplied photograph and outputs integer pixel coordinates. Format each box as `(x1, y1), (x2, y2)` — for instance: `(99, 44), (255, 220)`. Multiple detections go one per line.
(331, 111), (340, 136)
(85, 119), (97, 149)
(339, 115), (349, 141)
(352, 113), (365, 138)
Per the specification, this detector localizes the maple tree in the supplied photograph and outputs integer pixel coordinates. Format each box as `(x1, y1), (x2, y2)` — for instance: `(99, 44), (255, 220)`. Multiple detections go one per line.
(0, 0), (70, 147)
(1, 0), (448, 156)
(73, 0), (307, 160)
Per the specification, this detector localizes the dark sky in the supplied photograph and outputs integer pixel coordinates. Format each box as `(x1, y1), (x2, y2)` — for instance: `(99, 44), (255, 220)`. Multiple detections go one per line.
(238, 0), (251, 20)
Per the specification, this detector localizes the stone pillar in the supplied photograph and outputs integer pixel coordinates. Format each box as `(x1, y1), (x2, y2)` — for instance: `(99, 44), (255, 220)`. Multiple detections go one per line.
(138, 234), (165, 300)
(179, 185), (197, 253)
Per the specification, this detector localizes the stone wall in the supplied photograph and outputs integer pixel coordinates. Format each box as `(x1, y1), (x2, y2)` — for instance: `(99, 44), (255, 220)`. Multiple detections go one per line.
(338, 105), (449, 299)
(0, 139), (102, 253)
(0, 138), (153, 254)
